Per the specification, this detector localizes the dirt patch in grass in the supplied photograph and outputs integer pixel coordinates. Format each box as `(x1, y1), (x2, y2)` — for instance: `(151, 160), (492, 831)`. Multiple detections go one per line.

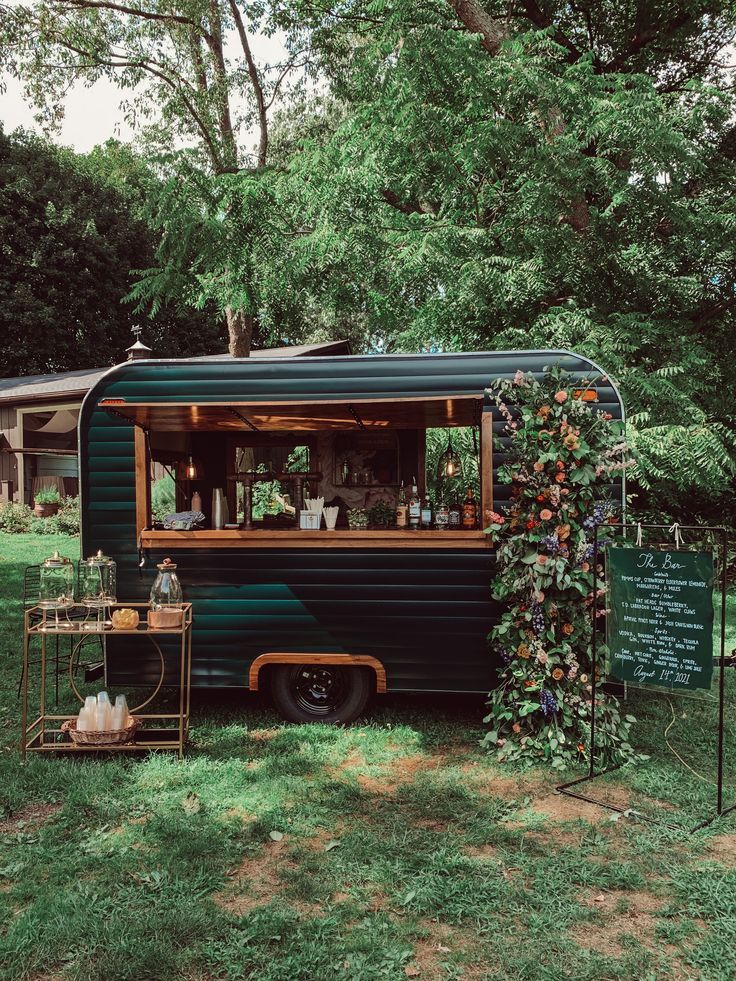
(571, 888), (672, 961)
(707, 833), (736, 865)
(356, 754), (438, 793)
(214, 836), (319, 918)
(408, 919), (489, 978)
(0, 802), (61, 831)
(248, 727), (279, 742)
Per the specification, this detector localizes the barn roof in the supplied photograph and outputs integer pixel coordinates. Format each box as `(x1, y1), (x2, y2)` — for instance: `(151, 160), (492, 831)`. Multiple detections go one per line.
(0, 340), (352, 405)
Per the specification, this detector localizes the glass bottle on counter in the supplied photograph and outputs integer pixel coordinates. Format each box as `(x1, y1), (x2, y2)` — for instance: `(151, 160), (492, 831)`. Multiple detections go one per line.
(462, 487), (478, 529)
(448, 494), (462, 529)
(435, 495), (449, 529)
(420, 494), (433, 529)
(408, 479), (421, 529)
(396, 481), (408, 528)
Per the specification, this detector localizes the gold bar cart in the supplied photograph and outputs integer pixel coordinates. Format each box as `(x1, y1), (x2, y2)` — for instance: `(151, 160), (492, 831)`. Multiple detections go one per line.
(21, 603), (193, 759)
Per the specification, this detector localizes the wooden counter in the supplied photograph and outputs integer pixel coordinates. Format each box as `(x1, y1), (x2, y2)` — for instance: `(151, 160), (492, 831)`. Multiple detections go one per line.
(140, 529), (492, 549)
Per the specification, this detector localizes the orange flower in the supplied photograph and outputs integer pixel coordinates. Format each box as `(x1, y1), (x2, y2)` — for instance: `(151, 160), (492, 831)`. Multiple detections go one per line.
(512, 723), (521, 733)
(577, 743), (585, 753)
(562, 623), (574, 636)
(552, 668), (564, 681)
(556, 461), (565, 470)
(537, 405), (551, 418)
(518, 644), (530, 659)
(539, 508), (553, 521)
(536, 554), (548, 565)
(554, 390), (568, 404)
(555, 472), (565, 483)
(556, 524), (571, 540)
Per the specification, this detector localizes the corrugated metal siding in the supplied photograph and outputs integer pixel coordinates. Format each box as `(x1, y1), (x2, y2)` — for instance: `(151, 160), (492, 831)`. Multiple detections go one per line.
(79, 350), (624, 694)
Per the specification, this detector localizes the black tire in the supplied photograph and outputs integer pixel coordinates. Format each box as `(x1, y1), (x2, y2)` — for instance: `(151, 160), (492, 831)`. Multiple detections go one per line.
(270, 664), (372, 724)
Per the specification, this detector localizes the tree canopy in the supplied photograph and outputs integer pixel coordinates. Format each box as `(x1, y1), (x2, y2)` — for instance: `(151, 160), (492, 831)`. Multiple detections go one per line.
(1, 0), (735, 512)
(0, 128), (225, 376)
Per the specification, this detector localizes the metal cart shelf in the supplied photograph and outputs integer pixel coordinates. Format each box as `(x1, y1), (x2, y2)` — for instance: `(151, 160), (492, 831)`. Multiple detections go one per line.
(21, 603), (193, 759)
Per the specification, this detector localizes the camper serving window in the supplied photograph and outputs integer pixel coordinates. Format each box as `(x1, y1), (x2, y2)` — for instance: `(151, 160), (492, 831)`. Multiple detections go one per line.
(99, 393), (493, 548)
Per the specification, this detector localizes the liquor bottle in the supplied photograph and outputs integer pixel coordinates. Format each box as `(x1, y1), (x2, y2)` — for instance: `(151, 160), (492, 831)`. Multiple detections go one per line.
(435, 495), (449, 529)
(408, 478), (421, 529)
(396, 481), (408, 528)
(420, 494), (433, 529)
(448, 493), (462, 529)
(462, 487), (478, 529)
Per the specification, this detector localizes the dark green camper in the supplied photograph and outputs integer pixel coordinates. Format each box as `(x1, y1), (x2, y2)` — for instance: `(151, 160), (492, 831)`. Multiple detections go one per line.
(79, 349), (624, 722)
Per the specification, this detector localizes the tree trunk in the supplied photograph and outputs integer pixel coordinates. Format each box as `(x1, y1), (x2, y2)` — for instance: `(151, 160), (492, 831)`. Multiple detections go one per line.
(226, 307), (253, 357)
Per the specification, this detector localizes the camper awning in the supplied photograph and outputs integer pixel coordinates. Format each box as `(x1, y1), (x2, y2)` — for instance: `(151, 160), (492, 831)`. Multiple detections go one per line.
(98, 395), (484, 432)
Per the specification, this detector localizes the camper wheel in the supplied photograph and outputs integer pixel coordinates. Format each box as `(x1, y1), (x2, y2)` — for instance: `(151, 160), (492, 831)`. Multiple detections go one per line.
(270, 664), (372, 724)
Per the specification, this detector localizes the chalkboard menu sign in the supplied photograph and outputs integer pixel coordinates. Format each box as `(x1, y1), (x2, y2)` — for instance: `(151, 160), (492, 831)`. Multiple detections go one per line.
(607, 547), (714, 693)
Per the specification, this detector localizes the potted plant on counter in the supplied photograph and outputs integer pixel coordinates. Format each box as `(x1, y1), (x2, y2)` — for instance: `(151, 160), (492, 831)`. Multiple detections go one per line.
(368, 500), (396, 529)
(33, 487), (61, 518)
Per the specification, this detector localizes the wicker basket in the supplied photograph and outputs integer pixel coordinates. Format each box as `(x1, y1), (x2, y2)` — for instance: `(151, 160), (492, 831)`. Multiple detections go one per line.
(61, 717), (140, 746)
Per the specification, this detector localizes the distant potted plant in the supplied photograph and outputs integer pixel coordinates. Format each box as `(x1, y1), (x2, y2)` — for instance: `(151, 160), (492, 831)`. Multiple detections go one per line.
(347, 507), (369, 530)
(368, 500), (395, 529)
(33, 487), (61, 518)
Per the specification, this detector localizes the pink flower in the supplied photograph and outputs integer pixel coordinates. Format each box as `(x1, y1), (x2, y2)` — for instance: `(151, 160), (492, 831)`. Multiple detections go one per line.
(554, 390), (568, 404)
(533, 462), (544, 472)
(539, 509), (553, 521)
(513, 370), (526, 387)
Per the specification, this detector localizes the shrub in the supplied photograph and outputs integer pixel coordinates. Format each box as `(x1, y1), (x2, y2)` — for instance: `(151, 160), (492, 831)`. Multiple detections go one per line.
(57, 495), (80, 535)
(29, 515), (61, 535)
(33, 486), (61, 504)
(152, 474), (176, 522)
(0, 501), (33, 533)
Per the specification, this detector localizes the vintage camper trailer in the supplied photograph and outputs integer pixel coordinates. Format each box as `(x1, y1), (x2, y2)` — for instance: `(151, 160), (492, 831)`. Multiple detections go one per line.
(79, 350), (624, 723)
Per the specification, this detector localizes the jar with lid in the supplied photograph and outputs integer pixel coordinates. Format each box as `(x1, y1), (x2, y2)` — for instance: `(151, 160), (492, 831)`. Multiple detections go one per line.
(150, 558), (183, 609)
(39, 551), (74, 610)
(79, 550), (117, 608)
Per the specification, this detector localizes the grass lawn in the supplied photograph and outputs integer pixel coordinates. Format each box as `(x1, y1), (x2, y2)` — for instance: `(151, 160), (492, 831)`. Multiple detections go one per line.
(1, 533), (735, 981)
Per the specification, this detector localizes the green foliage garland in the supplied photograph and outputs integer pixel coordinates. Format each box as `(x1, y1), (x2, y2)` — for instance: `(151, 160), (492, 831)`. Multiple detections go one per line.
(482, 369), (638, 769)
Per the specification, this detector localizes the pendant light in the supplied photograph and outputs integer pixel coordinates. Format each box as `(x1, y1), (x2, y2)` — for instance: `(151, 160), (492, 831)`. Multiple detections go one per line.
(437, 431), (462, 480)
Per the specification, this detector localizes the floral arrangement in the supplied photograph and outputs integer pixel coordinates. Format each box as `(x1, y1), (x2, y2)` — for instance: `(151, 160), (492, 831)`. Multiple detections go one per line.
(347, 507), (369, 530)
(482, 368), (638, 769)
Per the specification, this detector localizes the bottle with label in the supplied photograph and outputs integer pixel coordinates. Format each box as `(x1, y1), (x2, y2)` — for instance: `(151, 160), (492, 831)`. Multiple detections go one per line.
(435, 496), (449, 529)
(448, 493), (462, 529)
(396, 481), (408, 528)
(462, 487), (478, 529)
(420, 494), (433, 529)
(408, 478), (421, 529)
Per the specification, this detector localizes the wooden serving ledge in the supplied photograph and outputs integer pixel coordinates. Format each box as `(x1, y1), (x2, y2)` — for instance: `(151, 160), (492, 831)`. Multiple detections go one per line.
(140, 529), (492, 550)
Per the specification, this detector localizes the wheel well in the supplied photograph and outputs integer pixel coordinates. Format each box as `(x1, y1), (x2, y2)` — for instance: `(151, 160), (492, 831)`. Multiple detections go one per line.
(248, 654), (386, 693)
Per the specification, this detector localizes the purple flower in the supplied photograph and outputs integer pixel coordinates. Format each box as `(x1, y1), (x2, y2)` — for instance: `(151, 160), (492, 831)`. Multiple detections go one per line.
(540, 689), (558, 719)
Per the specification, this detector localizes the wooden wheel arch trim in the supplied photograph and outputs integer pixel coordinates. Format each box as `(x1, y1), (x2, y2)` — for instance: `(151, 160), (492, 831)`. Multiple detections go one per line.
(249, 653), (387, 693)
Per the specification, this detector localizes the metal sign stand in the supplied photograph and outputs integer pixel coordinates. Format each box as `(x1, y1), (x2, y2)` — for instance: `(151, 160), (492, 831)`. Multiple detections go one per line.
(557, 523), (732, 833)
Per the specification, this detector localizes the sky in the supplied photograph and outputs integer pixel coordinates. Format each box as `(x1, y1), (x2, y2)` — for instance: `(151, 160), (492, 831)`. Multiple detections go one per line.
(2, 75), (136, 152)
(0, 27), (286, 154)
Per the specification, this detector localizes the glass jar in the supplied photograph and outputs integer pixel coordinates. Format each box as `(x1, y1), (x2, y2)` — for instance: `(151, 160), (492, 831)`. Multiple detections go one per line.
(150, 558), (183, 610)
(39, 551), (74, 610)
(79, 550), (117, 608)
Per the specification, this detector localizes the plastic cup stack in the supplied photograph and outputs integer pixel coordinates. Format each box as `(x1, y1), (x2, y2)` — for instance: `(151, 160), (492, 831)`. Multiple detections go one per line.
(76, 692), (131, 732)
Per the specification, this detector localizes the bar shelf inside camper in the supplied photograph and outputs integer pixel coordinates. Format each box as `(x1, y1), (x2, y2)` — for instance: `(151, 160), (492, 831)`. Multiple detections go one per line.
(100, 391), (494, 547)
